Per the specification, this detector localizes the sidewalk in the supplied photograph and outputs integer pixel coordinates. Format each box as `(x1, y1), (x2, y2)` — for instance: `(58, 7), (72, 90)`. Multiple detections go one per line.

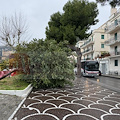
(0, 94), (22, 120)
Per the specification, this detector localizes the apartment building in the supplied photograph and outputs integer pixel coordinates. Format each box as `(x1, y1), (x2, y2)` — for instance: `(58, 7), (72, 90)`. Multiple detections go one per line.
(104, 8), (120, 75)
(76, 40), (84, 48)
(80, 28), (110, 60)
(0, 46), (14, 60)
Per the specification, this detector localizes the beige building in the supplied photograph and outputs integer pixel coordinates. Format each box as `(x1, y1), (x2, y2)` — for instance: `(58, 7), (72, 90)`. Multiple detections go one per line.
(80, 27), (110, 60)
(76, 40), (84, 49)
(0, 46), (14, 60)
(104, 8), (120, 75)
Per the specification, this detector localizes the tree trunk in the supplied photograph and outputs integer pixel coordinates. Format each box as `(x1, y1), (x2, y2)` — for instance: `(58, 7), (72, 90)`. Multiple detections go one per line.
(67, 45), (82, 78)
(76, 47), (82, 78)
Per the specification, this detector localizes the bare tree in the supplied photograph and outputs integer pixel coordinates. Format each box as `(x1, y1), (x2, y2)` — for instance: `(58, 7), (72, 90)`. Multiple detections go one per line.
(0, 13), (28, 48)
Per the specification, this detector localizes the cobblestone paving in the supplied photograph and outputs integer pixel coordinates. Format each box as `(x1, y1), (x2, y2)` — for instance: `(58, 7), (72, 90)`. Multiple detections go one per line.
(12, 78), (120, 120)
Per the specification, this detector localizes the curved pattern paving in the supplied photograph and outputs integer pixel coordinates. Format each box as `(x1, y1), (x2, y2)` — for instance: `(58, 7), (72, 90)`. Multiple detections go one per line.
(101, 114), (120, 120)
(110, 108), (120, 114)
(97, 100), (119, 107)
(63, 114), (99, 120)
(12, 78), (120, 120)
(58, 96), (79, 102)
(60, 103), (86, 113)
(72, 99), (94, 107)
(13, 108), (39, 120)
(89, 103), (113, 113)
(116, 103), (120, 108)
(44, 107), (74, 120)
(78, 108), (108, 119)
(21, 113), (59, 120)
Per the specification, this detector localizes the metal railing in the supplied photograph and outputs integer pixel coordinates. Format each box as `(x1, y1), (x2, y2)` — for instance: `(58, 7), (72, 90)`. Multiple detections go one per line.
(109, 8), (120, 19)
(105, 20), (120, 33)
(110, 51), (120, 56)
(104, 35), (120, 46)
(82, 48), (93, 54)
(80, 39), (94, 48)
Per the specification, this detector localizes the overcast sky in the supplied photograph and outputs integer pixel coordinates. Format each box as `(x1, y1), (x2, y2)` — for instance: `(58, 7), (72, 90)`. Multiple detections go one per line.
(0, 0), (118, 43)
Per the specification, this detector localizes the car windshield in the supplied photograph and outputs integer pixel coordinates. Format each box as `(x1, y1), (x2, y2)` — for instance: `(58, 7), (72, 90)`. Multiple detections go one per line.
(85, 62), (99, 71)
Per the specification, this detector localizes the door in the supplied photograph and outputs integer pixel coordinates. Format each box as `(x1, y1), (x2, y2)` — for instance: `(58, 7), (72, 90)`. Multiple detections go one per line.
(102, 63), (106, 74)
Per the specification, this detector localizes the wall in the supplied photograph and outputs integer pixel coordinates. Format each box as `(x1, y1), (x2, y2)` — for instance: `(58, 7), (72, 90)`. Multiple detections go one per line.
(93, 30), (110, 59)
(109, 57), (120, 75)
(99, 58), (109, 75)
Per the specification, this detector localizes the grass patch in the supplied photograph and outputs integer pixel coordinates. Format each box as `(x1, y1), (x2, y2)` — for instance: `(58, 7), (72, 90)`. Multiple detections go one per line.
(0, 75), (29, 90)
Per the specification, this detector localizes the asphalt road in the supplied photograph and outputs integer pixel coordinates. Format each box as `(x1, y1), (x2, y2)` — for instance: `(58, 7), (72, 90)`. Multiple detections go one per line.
(85, 76), (120, 91)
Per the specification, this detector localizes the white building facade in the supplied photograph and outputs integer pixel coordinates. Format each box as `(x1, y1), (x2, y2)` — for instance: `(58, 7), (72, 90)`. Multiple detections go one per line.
(80, 28), (110, 60)
(105, 8), (120, 75)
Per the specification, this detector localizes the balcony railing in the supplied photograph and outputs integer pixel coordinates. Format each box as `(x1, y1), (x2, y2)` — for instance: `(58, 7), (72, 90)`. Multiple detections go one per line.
(82, 48), (94, 55)
(105, 20), (120, 34)
(109, 8), (120, 19)
(82, 49), (90, 53)
(86, 58), (91, 60)
(110, 51), (120, 56)
(104, 36), (120, 46)
(80, 39), (94, 48)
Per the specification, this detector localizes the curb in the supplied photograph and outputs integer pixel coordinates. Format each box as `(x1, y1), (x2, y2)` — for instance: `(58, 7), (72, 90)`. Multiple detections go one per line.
(8, 98), (26, 120)
(0, 84), (33, 97)
(102, 75), (120, 79)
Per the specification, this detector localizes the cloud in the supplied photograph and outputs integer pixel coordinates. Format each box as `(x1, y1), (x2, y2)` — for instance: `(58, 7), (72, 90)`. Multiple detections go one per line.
(0, 0), (118, 43)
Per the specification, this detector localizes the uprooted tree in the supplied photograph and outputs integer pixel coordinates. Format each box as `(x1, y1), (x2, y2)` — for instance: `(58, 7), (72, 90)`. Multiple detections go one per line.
(46, 0), (99, 77)
(16, 39), (75, 88)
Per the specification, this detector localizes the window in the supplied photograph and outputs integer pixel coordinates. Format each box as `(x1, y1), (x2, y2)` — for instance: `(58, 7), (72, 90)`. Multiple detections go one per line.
(91, 53), (93, 59)
(115, 33), (117, 40)
(87, 55), (88, 59)
(115, 19), (118, 26)
(101, 35), (104, 39)
(0, 49), (2, 56)
(115, 60), (118, 66)
(91, 45), (93, 50)
(101, 44), (104, 48)
(92, 36), (93, 41)
(115, 46), (117, 55)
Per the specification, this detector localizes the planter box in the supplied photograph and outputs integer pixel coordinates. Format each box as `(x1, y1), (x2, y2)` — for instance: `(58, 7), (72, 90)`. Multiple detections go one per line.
(0, 84), (33, 97)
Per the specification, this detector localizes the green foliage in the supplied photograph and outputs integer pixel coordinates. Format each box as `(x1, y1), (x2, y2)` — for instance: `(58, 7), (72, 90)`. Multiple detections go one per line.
(18, 39), (75, 88)
(0, 59), (9, 70)
(101, 51), (110, 57)
(96, 0), (120, 7)
(46, 0), (99, 45)
(46, 12), (64, 42)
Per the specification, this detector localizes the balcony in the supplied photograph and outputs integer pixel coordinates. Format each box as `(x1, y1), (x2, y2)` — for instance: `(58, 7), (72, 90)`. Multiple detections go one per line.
(109, 51), (120, 58)
(109, 8), (120, 19)
(104, 36), (120, 46)
(105, 21), (120, 34)
(86, 57), (91, 60)
(82, 48), (94, 56)
(80, 39), (94, 49)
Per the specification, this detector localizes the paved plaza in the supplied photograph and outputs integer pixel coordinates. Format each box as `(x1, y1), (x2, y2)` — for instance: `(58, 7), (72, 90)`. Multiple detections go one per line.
(10, 77), (120, 120)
